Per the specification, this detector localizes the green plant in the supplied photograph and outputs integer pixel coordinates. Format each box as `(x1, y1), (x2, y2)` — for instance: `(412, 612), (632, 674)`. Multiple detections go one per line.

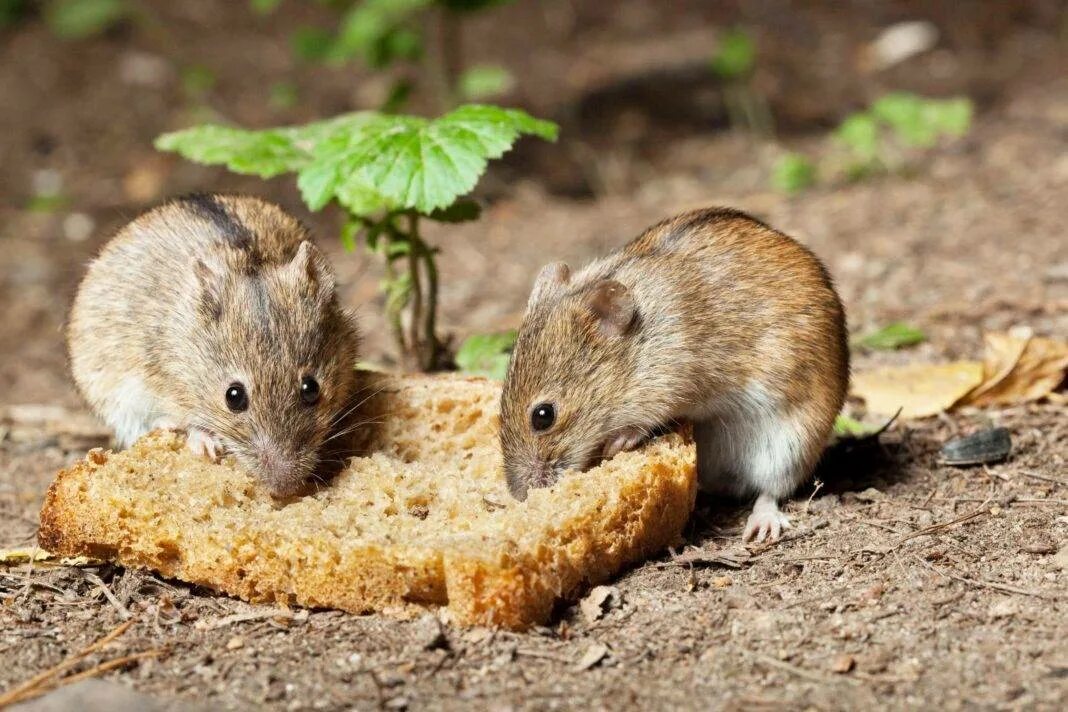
(157, 104), (557, 371)
(771, 153), (816, 194)
(263, 0), (515, 111)
(836, 93), (973, 176)
(833, 414), (874, 438)
(45, 0), (127, 39)
(454, 330), (515, 379)
(852, 322), (926, 351)
(709, 27), (772, 136)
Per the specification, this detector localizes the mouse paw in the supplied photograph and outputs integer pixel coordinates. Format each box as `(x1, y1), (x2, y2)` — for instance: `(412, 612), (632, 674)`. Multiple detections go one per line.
(743, 494), (791, 544)
(186, 428), (223, 462)
(602, 426), (647, 459)
(150, 417), (182, 433)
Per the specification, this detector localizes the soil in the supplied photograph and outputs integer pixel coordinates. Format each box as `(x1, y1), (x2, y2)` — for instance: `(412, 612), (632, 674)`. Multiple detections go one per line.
(1, 1), (1067, 709)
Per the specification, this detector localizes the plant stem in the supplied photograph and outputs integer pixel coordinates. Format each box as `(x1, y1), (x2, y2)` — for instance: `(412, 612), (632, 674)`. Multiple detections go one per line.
(406, 213), (424, 369)
(381, 229), (407, 358)
(435, 6), (462, 110)
(408, 213), (440, 370)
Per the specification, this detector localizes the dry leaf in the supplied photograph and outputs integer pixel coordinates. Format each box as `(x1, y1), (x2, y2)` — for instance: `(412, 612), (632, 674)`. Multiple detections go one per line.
(574, 642), (609, 671)
(579, 585), (618, 624)
(851, 362), (984, 418)
(964, 332), (1068, 407)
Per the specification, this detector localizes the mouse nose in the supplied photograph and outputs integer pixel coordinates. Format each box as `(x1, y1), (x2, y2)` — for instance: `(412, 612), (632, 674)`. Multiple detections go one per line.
(256, 446), (303, 494)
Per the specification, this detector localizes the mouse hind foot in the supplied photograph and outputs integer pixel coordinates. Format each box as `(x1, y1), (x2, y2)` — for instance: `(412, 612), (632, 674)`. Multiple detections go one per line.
(742, 494), (791, 543)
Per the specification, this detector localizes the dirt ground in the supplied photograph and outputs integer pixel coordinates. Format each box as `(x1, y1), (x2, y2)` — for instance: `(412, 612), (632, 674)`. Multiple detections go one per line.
(1, 1), (1067, 709)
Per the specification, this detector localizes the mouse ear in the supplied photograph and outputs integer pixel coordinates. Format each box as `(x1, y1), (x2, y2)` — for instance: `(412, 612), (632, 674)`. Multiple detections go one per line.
(529, 262), (571, 306)
(287, 240), (334, 300)
(583, 279), (636, 336)
(194, 257), (224, 321)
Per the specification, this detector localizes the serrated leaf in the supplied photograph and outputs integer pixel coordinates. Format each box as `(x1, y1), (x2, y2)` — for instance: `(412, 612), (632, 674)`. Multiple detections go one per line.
(455, 330), (516, 380)
(315, 104), (557, 214)
(155, 125), (309, 178)
(427, 198), (481, 223)
(852, 322), (926, 350)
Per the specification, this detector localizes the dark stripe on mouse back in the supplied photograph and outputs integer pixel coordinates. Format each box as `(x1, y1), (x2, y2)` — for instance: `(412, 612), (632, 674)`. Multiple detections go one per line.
(183, 194), (254, 250)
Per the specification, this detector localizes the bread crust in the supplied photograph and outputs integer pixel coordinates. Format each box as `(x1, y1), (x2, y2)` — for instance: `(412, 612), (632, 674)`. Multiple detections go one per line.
(38, 374), (695, 629)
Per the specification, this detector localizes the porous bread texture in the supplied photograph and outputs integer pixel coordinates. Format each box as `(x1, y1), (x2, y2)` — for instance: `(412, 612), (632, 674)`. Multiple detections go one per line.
(38, 374), (696, 629)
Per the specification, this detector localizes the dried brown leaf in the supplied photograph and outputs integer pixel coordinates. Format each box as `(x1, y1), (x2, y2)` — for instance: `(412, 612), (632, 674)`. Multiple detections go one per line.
(850, 362), (984, 418)
(965, 332), (1068, 407)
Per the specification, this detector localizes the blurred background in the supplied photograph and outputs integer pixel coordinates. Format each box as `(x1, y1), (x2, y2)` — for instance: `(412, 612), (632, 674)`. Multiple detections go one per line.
(1, 0), (1066, 404)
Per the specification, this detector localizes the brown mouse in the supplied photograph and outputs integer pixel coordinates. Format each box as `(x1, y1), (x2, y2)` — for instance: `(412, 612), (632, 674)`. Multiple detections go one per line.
(500, 208), (849, 542)
(67, 194), (361, 497)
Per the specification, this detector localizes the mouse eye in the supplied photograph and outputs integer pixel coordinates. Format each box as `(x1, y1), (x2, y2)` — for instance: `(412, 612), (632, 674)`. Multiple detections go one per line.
(530, 403), (556, 432)
(225, 382), (248, 413)
(300, 376), (320, 405)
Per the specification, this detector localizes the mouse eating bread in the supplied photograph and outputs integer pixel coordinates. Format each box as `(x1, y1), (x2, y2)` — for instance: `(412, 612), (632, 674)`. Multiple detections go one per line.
(500, 208), (849, 543)
(67, 194), (361, 498)
(38, 373), (697, 629)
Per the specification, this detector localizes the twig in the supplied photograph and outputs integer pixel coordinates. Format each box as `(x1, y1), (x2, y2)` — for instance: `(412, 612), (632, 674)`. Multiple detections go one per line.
(749, 653), (856, 685)
(1015, 470), (1067, 487)
(893, 506), (989, 546)
(45, 650), (162, 689)
(912, 556), (1063, 601)
(0, 619), (135, 707)
(84, 572), (131, 620)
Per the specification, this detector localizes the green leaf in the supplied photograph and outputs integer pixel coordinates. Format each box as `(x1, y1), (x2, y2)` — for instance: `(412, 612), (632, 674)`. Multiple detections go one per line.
(155, 125), (309, 178)
(771, 153), (816, 193)
(157, 105), (557, 217)
(427, 198), (481, 223)
(925, 97), (972, 138)
(45, 0), (127, 39)
(852, 322), (926, 350)
(455, 330), (516, 380)
(710, 28), (756, 79)
(833, 414), (875, 438)
(308, 104), (558, 214)
(458, 65), (515, 100)
(340, 219), (360, 252)
(835, 112), (880, 161)
(331, 0), (430, 65)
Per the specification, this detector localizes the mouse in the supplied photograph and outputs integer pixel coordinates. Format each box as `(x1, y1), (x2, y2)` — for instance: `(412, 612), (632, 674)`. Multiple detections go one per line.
(499, 207), (849, 543)
(67, 194), (362, 498)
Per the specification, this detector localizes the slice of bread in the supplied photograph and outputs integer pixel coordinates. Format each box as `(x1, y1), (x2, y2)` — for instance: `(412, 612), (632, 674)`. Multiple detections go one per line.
(38, 373), (696, 629)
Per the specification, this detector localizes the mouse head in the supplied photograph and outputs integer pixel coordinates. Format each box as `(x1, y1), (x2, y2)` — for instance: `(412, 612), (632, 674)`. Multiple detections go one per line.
(500, 262), (640, 500)
(183, 240), (360, 498)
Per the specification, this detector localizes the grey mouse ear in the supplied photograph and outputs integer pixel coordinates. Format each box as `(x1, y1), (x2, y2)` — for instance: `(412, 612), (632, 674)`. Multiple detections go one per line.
(583, 279), (636, 336)
(529, 262), (571, 306)
(194, 257), (224, 321)
(288, 240), (334, 300)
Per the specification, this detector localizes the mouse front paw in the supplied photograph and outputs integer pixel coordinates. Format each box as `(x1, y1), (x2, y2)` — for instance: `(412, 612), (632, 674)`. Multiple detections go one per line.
(602, 426), (647, 459)
(186, 427), (224, 462)
(743, 494), (791, 544)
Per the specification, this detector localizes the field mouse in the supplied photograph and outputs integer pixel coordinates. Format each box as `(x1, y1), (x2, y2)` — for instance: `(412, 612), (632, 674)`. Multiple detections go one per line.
(500, 207), (848, 542)
(68, 194), (361, 498)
